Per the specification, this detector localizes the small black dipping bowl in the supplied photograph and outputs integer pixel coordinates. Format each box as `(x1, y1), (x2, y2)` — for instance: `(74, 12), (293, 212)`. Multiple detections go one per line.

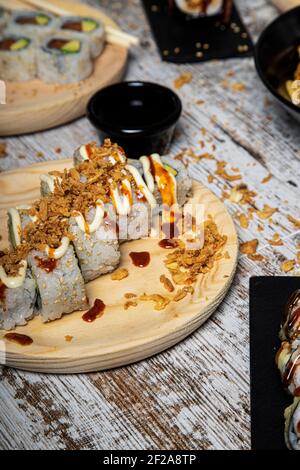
(87, 81), (182, 159)
(255, 6), (300, 123)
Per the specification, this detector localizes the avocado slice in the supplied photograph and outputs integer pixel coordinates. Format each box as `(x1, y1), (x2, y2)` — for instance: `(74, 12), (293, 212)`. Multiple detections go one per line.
(82, 19), (97, 32)
(36, 14), (49, 25)
(61, 39), (81, 53)
(10, 38), (30, 51)
(164, 164), (177, 177)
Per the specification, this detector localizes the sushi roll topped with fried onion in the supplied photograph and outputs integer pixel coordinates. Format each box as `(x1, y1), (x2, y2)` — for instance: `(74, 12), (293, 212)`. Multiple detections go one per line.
(280, 289), (300, 341)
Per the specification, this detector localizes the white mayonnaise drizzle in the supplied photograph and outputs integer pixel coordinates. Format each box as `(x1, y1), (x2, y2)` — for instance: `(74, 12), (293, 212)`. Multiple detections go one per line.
(140, 154), (177, 205)
(74, 199), (104, 234)
(45, 236), (70, 259)
(8, 208), (22, 246)
(140, 155), (155, 192)
(110, 180), (132, 215)
(126, 164), (157, 208)
(0, 260), (27, 288)
(40, 174), (61, 194)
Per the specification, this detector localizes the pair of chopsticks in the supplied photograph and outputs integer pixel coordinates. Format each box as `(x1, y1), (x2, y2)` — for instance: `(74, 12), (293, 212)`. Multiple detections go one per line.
(1, 0), (139, 48)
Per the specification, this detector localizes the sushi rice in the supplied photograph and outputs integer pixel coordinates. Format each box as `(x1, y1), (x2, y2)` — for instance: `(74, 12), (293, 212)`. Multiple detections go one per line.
(0, 35), (36, 81)
(0, 263), (36, 331)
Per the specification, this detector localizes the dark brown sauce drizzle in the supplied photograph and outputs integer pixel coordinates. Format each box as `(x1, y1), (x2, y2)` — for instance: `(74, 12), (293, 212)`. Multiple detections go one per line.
(0, 283), (6, 303)
(16, 16), (39, 25)
(35, 257), (57, 273)
(159, 238), (179, 249)
(129, 251), (150, 268)
(4, 332), (33, 346)
(82, 299), (106, 322)
(0, 251), (5, 257)
(62, 21), (82, 32)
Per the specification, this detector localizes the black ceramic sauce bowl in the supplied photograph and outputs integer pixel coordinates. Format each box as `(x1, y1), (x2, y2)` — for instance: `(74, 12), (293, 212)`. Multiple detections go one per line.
(255, 6), (300, 123)
(87, 81), (182, 159)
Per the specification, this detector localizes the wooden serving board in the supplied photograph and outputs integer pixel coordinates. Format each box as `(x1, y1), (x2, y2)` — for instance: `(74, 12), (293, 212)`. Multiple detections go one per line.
(0, 43), (127, 136)
(0, 160), (238, 373)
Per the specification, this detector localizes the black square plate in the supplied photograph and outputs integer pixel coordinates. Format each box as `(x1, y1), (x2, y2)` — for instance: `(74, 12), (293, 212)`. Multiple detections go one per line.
(250, 276), (300, 450)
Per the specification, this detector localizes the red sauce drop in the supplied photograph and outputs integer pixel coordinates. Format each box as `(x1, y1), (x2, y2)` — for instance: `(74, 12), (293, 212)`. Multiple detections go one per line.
(159, 238), (179, 249)
(0, 282), (6, 303)
(82, 299), (106, 323)
(35, 257), (57, 273)
(85, 143), (94, 158)
(129, 251), (150, 268)
(4, 332), (33, 346)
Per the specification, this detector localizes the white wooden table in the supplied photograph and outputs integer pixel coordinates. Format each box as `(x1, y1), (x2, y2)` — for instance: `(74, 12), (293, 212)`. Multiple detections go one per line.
(0, 0), (299, 450)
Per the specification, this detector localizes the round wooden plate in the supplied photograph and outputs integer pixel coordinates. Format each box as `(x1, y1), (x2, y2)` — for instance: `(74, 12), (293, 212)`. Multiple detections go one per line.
(0, 44), (127, 136)
(0, 160), (238, 373)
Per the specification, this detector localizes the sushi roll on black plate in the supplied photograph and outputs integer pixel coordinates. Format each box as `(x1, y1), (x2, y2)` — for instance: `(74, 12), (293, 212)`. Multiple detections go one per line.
(0, 35), (36, 81)
(0, 249), (36, 330)
(285, 397), (300, 450)
(37, 36), (93, 84)
(56, 16), (105, 59)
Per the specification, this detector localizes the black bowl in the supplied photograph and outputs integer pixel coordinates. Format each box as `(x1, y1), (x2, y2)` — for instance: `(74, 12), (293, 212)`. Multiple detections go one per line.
(255, 6), (300, 123)
(87, 81), (182, 159)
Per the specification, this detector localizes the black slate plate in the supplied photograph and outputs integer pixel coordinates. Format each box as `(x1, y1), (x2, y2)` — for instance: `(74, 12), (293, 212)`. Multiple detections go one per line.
(141, 0), (253, 63)
(250, 276), (300, 450)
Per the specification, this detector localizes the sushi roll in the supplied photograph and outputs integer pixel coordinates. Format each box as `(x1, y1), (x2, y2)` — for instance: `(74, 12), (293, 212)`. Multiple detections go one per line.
(285, 398), (300, 450)
(280, 289), (300, 341)
(0, 35), (36, 81)
(8, 207), (88, 322)
(39, 174), (121, 282)
(139, 154), (192, 207)
(56, 16), (105, 59)
(276, 341), (300, 396)
(37, 36), (93, 84)
(0, 249), (36, 330)
(6, 10), (56, 39)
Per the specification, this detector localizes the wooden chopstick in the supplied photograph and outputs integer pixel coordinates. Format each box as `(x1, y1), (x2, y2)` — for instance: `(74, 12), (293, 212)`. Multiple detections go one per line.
(4, 0), (139, 48)
(271, 0), (300, 11)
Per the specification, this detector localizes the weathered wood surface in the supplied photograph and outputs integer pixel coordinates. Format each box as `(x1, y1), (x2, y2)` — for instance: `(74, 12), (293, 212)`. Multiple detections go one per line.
(0, 0), (299, 450)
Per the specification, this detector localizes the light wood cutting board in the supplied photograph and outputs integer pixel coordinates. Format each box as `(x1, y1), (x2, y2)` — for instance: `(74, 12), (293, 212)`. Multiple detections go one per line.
(0, 160), (238, 374)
